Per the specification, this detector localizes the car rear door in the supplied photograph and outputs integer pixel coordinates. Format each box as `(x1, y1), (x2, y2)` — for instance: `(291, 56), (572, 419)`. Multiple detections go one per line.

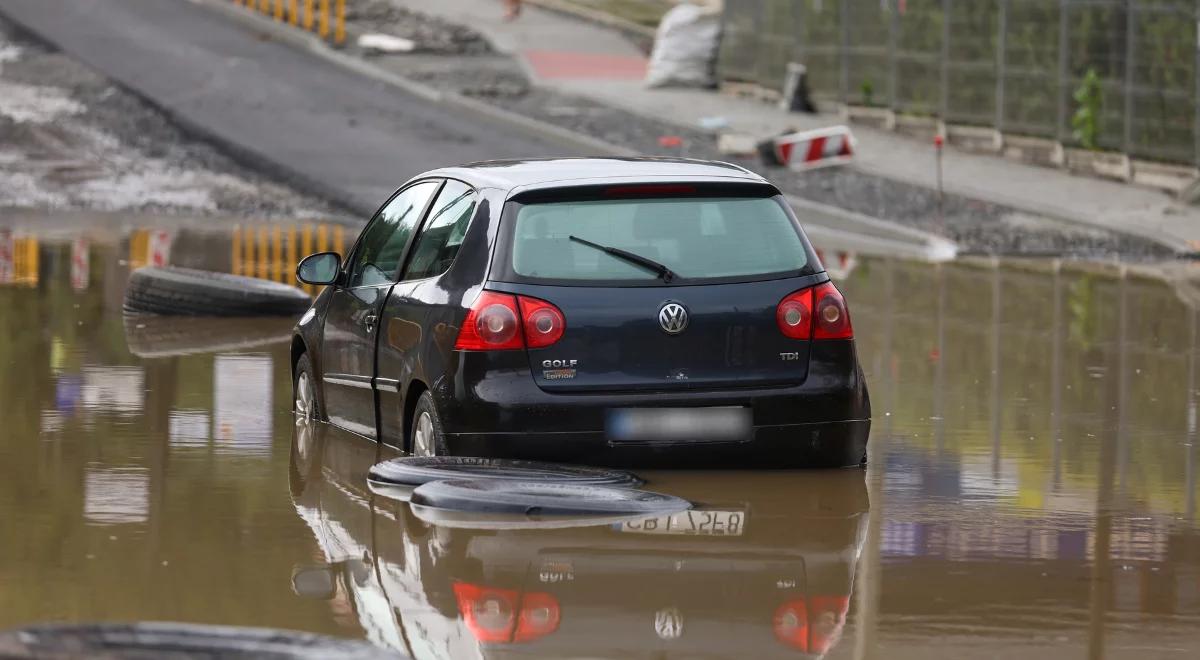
(321, 180), (440, 438)
(376, 180), (479, 443)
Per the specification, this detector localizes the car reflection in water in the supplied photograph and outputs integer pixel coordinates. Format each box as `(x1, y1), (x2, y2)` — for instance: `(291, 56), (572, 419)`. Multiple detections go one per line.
(288, 422), (869, 659)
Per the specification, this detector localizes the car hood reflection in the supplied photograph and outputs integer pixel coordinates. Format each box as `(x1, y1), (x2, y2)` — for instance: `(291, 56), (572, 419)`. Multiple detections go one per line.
(289, 422), (870, 659)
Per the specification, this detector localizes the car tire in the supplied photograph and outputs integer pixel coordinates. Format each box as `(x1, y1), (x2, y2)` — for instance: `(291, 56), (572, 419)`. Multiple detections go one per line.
(123, 266), (312, 316)
(409, 479), (691, 517)
(410, 391), (449, 458)
(368, 456), (643, 489)
(123, 314), (294, 358)
(293, 354), (320, 422)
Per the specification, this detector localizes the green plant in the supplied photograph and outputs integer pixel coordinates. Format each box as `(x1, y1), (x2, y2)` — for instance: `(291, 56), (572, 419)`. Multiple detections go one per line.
(861, 79), (875, 106)
(1071, 68), (1103, 150)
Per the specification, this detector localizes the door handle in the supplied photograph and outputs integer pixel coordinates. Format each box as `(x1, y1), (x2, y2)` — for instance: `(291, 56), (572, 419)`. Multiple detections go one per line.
(364, 313), (377, 333)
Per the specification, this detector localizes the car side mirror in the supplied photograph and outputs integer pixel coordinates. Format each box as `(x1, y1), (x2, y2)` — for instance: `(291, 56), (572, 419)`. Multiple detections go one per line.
(297, 252), (340, 286)
(291, 565), (337, 600)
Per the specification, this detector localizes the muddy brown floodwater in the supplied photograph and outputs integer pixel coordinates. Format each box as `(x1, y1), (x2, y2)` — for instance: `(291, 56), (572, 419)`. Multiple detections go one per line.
(1, 213), (1198, 659)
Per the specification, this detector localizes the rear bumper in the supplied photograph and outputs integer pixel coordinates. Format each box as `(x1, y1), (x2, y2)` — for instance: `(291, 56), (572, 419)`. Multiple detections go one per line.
(446, 419), (869, 468)
(435, 340), (870, 468)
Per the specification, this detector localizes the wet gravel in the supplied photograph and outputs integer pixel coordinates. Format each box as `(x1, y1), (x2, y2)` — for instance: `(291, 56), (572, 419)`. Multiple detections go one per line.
(0, 19), (340, 219)
(345, 0), (491, 55)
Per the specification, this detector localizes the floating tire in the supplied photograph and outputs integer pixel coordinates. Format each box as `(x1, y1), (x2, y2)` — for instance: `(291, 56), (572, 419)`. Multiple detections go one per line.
(409, 479), (691, 517)
(366, 456), (643, 493)
(123, 266), (312, 317)
(0, 622), (393, 659)
(122, 314), (294, 358)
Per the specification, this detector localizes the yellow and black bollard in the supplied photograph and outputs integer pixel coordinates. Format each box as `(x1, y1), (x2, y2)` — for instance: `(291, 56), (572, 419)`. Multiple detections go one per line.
(335, 0), (345, 45)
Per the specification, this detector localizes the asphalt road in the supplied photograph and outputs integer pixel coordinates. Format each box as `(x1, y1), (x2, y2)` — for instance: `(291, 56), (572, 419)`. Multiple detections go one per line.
(0, 0), (570, 216)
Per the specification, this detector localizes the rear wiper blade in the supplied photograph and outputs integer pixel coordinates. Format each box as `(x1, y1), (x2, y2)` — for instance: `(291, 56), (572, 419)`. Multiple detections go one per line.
(568, 235), (676, 283)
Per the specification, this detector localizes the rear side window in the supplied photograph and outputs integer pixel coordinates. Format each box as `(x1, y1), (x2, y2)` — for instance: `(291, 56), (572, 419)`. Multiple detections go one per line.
(510, 196), (808, 282)
(403, 180), (476, 280)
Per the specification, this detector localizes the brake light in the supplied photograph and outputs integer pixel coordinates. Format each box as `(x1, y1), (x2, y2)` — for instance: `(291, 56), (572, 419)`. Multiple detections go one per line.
(776, 288), (813, 339)
(807, 595), (850, 654)
(812, 282), (853, 339)
(455, 292), (566, 351)
(518, 296), (565, 349)
(453, 582), (561, 644)
(773, 600), (809, 651)
(455, 291), (523, 350)
(773, 595), (849, 654)
(604, 184), (697, 197)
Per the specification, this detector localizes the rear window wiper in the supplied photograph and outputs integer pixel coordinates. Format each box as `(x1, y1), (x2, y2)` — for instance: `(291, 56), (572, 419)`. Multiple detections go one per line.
(569, 235), (676, 283)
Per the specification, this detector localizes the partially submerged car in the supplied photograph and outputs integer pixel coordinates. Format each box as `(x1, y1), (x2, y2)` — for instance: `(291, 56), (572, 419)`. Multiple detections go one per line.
(292, 158), (869, 467)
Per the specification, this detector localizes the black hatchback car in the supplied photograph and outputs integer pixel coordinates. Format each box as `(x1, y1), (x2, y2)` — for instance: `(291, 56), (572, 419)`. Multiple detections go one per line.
(291, 158), (869, 467)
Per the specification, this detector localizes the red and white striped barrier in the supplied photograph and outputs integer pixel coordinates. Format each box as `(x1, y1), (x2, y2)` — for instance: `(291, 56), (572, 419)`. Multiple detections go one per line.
(148, 229), (171, 267)
(71, 237), (90, 291)
(759, 125), (856, 171)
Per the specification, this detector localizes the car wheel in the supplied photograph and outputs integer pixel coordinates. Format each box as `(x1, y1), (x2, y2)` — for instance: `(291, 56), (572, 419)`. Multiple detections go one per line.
(293, 354), (319, 422)
(411, 391), (448, 457)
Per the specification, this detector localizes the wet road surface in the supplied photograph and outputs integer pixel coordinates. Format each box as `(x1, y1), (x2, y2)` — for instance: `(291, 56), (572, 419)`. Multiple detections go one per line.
(0, 214), (1198, 658)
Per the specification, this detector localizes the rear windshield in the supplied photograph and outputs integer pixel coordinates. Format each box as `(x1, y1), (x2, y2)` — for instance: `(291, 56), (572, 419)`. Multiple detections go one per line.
(509, 196), (809, 283)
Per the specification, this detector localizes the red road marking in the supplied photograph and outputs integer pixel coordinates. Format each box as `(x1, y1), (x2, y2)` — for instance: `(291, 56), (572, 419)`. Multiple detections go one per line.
(522, 50), (647, 80)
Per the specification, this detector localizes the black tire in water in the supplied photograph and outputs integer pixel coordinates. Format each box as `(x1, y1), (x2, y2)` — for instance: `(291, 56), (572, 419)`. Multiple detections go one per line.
(368, 456), (643, 489)
(409, 479), (691, 517)
(123, 266), (311, 316)
(409, 391), (449, 457)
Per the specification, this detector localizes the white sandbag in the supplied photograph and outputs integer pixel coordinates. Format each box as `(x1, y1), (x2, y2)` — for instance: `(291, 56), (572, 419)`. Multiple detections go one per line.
(644, 3), (721, 89)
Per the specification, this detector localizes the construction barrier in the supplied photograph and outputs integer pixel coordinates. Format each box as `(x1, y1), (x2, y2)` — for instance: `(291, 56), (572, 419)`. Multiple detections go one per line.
(231, 0), (345, 45)
(0, 231), (39, 288)
(232, 222), (345, 296)
(759, 125), (856, 171)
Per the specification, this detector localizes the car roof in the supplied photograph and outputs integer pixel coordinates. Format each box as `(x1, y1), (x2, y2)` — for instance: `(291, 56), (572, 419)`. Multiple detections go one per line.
(417, 157), (768, 193)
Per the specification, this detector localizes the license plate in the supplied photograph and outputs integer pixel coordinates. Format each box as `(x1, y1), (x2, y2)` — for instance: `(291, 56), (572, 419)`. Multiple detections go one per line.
(617, 509), (747, 537)
(606, 407), (751, 443)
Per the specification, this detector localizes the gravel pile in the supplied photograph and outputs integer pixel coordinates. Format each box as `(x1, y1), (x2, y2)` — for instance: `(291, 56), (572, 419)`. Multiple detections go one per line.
(0, 19), (338, 219)
(346, 0), (491, 55)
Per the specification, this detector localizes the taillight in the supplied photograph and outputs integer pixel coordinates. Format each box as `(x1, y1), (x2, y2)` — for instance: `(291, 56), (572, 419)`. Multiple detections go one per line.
(776, 288), (813, 339)
(773, 600), (809, 651)
(453, 582), (561, 644)
(455, 291), (566, 351)
(454, 291), (523, 350)
(514, 591), (561, 642)
(518, 296), (565, 349)
(777, 282), (853, 341)
(807, 595), (850, 654)
(773, 596), (849, 654)
(812, 282), (853, 339)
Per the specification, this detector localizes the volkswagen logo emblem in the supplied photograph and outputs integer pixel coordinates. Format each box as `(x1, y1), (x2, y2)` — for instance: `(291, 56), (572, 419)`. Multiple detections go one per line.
(658, 302), (688, 335)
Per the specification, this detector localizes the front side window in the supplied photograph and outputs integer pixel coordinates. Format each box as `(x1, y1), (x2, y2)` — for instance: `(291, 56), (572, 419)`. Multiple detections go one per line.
(348, 181), (439, 288)
(403, 180), (476, 281)
(510, 196), (808, 282)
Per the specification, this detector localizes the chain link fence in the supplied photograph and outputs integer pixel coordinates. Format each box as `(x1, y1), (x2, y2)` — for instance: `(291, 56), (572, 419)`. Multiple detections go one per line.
(718, 0), (1199, 165)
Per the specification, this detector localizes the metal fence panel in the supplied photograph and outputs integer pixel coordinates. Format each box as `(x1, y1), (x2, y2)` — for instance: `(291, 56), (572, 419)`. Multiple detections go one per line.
(716, 0), (1199, 165)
